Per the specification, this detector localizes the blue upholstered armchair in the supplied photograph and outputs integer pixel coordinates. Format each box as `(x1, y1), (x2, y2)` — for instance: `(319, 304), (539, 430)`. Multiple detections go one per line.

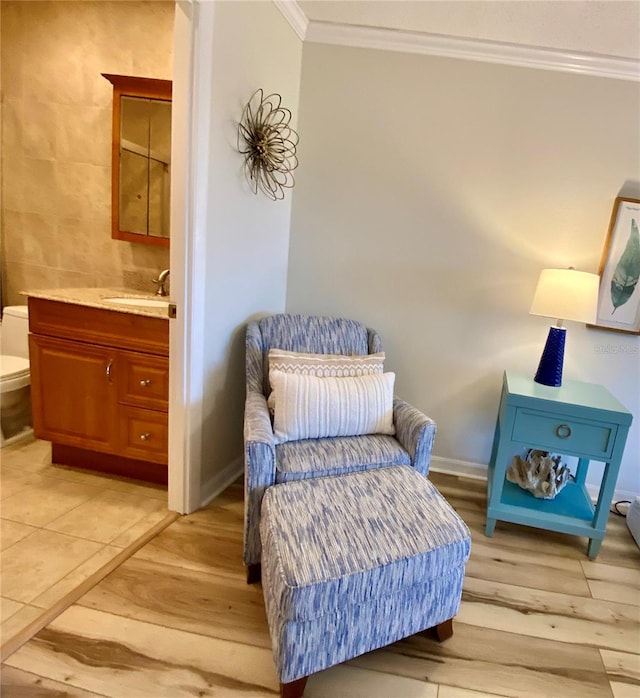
(243, 313), (436, 579)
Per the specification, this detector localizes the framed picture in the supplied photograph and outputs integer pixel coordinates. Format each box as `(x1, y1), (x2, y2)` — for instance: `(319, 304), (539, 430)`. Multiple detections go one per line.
(589, 197), (640, 335)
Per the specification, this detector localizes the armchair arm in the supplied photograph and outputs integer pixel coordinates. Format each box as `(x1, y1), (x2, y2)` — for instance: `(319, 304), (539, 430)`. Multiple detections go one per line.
(244, 391), (276, 446)
(393, 397), (437, 477)
(244, 391), (277, 566)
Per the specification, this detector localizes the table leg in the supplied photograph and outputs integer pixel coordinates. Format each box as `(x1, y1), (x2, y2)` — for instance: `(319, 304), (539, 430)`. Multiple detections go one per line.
(587, 537), (603, 559)
(592, 462), (619, 535)
(574, 458), (589, 486)
(485, 410), (516, 538)
(488, 417), (501, 472)
(485, 518), (496, 537)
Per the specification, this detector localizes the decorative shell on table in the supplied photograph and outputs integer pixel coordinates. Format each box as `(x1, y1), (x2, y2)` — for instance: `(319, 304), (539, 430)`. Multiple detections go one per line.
(506, 449), (572, 499)
(237, 89), (299, 201)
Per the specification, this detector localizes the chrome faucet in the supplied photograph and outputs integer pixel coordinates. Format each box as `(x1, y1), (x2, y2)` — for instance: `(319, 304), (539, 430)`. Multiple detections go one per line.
(153, 269), (170, 297)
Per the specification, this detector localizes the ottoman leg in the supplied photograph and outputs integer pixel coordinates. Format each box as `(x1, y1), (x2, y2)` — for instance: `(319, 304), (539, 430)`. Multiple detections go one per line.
(434, 618), (454, 642)
(247, 563), (261, 584)
(280, 676), (308, 698)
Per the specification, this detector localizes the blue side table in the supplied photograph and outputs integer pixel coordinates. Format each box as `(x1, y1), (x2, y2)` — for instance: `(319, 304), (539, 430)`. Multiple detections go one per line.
(486, 371), (633, 558)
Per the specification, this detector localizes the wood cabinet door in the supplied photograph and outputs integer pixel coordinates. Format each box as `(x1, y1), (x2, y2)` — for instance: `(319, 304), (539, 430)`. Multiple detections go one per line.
(29, 334), (119, 453)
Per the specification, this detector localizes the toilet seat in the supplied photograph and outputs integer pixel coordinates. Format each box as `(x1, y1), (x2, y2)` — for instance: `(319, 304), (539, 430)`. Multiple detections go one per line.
(0, 355), (30, 392)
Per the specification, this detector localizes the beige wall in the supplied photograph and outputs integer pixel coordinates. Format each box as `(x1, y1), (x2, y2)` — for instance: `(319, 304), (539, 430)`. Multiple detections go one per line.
(192, 2), (302, 494)
(1, 1), (173, 306)
(287, 43), (640, 494)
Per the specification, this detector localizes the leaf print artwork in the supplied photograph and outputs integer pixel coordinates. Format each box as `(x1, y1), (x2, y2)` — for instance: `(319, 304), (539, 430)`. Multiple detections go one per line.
(610, 218), (640, 314)
(593, 197), (640, 333)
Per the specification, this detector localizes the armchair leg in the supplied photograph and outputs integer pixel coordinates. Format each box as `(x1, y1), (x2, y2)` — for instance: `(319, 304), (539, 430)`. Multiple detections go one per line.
(281, 676), (308, 698)
(247, 563), (261, 584)
(433, 618), (454, 642)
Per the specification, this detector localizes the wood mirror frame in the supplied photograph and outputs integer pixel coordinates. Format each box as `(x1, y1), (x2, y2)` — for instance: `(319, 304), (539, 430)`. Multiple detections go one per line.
(103, 74), (172, 248)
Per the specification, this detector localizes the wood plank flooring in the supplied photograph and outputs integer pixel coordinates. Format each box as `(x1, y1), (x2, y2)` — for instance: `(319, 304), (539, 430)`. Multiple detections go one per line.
(2, 472), (639, 697)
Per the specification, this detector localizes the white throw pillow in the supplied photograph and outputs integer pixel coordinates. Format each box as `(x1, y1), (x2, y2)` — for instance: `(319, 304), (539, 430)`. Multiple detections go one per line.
(270, 370), (395, 443)
(267, 349), (385, 413)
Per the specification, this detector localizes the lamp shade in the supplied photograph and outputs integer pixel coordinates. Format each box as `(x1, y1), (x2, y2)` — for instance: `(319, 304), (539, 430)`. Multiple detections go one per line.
(530, 268), (599, 324)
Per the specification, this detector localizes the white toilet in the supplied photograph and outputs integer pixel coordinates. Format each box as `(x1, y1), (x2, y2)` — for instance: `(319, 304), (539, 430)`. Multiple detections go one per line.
(0, 305), (33, 447)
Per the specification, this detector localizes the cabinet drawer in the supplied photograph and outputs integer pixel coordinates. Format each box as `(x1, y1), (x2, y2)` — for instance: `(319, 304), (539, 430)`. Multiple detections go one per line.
(28, 297), (168, 356)
(119, 407), (168, 464)
(117, 351), (169, 411)
(512, 408), (616, 460)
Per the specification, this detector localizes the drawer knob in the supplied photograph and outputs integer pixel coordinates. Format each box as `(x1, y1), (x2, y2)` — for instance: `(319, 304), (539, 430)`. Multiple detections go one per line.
(555, 424), (572, 439)
(139, 379), (151, 387)
(140, 432), (151, 441)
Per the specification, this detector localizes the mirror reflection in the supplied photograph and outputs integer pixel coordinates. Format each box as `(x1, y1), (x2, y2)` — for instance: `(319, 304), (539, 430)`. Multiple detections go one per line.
(120, 96), (171, 238)
(103, 74), (172, 247)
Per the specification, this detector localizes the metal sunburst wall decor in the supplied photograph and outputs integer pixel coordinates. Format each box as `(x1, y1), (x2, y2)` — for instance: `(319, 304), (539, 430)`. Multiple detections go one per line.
(237, 89), (299, 201)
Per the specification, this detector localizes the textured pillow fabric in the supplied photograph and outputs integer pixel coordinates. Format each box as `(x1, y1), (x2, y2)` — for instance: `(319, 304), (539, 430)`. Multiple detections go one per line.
(267, 349), (385, 413)
(268, 348), (385, 378)
(271, 371), (395, 443)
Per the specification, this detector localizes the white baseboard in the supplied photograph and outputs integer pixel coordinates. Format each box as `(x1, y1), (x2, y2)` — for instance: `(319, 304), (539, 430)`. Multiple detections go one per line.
(200, 456), (243, 509)
(197, 453), (637, 511)
(1, 427), (34, 449)
(429, 455), (637, 505)
(429, 455), (488, 481)
(585, 484), (638, 506)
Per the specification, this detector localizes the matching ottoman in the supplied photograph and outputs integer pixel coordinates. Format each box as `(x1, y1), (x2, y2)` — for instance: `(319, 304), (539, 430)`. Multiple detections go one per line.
(259, 465), (471, 697)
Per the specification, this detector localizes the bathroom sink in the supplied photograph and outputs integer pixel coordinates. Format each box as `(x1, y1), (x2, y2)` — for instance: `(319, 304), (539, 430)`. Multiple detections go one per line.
(104, 297), (170, 309)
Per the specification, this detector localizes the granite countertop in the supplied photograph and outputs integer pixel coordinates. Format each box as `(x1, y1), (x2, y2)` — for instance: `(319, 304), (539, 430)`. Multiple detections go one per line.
(22, 287), (172, 320)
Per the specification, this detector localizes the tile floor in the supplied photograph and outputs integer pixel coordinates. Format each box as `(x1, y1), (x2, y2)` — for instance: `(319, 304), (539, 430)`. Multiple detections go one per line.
(0, 437), (169, 646)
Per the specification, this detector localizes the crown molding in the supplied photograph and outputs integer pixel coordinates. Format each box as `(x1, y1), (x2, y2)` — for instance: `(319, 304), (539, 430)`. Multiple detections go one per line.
(273, 0), (308, 41)
(304, 20), (640, 82)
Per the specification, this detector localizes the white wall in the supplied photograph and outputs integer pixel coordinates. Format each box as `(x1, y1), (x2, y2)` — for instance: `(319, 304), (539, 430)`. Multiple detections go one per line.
(192, 1), (302, 497)
(299, 0), (640, 59)
(287, 43), (640, 496)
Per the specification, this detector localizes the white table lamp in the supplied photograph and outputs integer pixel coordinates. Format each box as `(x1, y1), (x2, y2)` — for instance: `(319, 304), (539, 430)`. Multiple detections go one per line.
(529, 268), (599, 387)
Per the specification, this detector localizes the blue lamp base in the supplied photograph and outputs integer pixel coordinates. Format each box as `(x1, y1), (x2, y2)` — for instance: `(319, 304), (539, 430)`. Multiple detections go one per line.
(534, 326), (566, 387)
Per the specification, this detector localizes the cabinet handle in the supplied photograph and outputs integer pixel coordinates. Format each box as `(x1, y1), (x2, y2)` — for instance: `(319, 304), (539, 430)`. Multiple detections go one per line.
(140, 432), (151, 441)
(106, 359), (113, 383)
(555, 424), (572, 439)
(139, 379), (151, 387)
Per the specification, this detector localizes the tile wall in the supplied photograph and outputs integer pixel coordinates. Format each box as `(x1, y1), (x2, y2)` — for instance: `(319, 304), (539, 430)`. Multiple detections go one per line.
(1, 1), (174, 306)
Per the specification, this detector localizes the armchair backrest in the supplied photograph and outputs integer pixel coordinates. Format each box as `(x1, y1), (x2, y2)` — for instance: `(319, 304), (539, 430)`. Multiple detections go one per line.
(246, 313), (383, 395)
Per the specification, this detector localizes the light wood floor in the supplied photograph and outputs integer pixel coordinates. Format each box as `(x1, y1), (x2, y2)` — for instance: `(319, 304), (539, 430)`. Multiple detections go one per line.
(1, 466), (639, 697)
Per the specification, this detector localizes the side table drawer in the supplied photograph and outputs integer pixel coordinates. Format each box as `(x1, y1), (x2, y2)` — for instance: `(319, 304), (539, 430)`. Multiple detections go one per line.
(512, 408), (616, 460)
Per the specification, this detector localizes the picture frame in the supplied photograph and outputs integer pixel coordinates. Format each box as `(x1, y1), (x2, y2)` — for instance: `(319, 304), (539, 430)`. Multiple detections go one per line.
(588, 196), (640, 335)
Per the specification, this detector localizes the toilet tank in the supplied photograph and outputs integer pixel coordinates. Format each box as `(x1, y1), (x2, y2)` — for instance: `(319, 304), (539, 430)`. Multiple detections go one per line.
(1, 306), (29, 359)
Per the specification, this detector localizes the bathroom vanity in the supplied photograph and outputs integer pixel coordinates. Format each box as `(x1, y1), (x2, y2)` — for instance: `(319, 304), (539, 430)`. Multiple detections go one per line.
(26, 290), (170, 484)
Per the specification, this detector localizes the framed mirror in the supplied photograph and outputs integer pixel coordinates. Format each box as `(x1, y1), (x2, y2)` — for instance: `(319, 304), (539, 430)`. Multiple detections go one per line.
(103, 74), (172, 247)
